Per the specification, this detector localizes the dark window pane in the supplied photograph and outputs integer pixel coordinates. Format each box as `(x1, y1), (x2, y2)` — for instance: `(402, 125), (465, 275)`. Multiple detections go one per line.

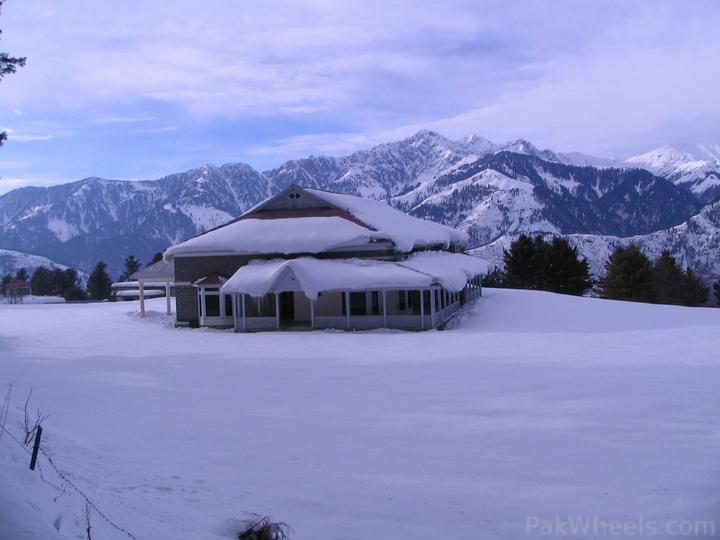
(224, 295), (233, 317)
(410, 290), (421, 315)
(205, 295), (220, 317)
(350, 292), (366, 316)
(399, 290), (406, 311)
(371, 291), (379, 315)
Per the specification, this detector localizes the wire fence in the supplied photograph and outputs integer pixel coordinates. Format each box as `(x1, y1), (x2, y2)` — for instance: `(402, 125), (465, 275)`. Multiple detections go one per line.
(0, 421), (138, 539)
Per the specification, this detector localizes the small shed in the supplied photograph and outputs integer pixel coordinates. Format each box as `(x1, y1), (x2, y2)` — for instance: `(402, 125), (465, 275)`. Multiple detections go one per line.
(5, 279), (32, 304)
(129, 259), (175, 317)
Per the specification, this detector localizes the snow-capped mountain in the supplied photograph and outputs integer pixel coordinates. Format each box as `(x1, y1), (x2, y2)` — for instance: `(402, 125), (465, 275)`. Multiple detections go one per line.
(625, 144), (720, 201)
(0, 130), (717, 281)
(472, 199), (720, 282)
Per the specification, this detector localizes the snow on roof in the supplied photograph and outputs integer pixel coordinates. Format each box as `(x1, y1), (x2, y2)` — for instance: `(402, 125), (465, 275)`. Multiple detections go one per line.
(221, 252), (487, 300)
(305, 188), (468, 252)
(114, 289), (165, 298)
(164, 216), (379, 258)
(164, 186), (467, 258)
(398, 252), (491, 291)
(130, 259), (175, 281)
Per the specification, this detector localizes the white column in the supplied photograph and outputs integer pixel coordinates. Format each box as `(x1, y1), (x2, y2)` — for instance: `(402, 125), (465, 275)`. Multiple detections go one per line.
(139, 280), (145, 318)
(310, 298), (315, 329)
(345, 291), (351, 329)
(382, 290), (387, 328)
(275, 292), (280, 329)
(420, 289), (425, 329)
(165, 281), (171, 315)
(430, 287), (435, 327)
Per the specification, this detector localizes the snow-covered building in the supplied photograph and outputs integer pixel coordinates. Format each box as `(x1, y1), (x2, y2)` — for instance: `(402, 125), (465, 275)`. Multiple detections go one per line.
(163, 185), (487, 331)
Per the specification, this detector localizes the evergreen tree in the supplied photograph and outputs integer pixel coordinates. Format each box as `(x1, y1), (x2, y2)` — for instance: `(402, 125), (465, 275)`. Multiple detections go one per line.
(0, 1), (26, 146)
(599, 244), (656, 303)
(481, 267), (505, 288)
(502, 234), (591, 296)
(652, 250), (685, 305)
(87, 261), (113, 300)
(680, 267), (708, 307)
(542, 237), (592, 296)
(146, 252), (163, 267)
(502, 234), (545, 289)
(714, 280), (720, 306)
(1, 273), (10, 295)
(30, 266), (55, 296)
(119, 255), (141, 281)
(15, 267), (27, 281)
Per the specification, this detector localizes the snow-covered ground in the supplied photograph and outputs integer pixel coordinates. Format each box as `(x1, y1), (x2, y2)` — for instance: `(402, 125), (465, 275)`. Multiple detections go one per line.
(1, 295), (65, 305)
(1, 291), (719, 539)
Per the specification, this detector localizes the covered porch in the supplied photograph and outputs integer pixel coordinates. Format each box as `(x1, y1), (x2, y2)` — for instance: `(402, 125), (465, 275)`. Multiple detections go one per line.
(215, 253), (486, 332)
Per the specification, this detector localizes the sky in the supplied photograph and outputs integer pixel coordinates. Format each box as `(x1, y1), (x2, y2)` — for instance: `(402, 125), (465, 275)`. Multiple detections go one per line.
(0, 0), (719, 194)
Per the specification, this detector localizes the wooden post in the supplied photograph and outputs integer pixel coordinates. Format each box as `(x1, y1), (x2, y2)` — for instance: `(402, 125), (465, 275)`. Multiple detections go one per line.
(139, 281), (145, 318)
(29, 425), (42, 471)
(165, 281), (171, 315)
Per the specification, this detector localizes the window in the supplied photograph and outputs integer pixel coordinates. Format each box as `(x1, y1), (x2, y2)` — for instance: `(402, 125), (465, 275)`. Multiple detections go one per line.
(350, 292), (366, 316)
(371, 291), (379, 315)
(205, 295), (220, 317)
(224, 295), (233, 317)
(409, 290), (421, 315)
(399, 290), (407, 311)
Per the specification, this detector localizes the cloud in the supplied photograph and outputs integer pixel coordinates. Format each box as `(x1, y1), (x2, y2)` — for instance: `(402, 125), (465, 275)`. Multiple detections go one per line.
(0, 0), (718, 184)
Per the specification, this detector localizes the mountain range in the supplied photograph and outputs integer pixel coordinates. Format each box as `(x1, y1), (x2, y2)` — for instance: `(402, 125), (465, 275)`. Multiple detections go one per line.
(0, 130), (718, 281)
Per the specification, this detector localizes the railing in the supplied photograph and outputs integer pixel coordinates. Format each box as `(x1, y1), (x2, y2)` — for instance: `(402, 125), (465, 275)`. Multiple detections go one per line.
(236, 316), (277, 330)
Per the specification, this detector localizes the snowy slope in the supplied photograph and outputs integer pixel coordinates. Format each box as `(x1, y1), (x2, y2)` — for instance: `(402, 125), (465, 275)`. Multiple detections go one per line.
(0, 248), (74, 277)
(1, 292), (719, 539)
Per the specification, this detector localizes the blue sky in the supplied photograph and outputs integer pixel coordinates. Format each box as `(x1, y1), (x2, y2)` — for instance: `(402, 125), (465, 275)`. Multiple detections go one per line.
(0, 0), (719, 194)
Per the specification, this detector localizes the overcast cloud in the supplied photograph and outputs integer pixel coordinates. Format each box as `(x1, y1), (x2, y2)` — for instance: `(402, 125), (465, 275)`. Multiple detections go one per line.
(0, 0), (718, 192)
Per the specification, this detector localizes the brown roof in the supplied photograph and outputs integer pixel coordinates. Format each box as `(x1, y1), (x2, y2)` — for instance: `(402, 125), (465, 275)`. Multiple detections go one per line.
(7, 279), (31, 288)
(193, 273), (228, 286)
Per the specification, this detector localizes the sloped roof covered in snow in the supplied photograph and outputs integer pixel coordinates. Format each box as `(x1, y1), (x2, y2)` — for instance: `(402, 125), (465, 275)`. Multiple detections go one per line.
(221, 252), (489, 300)
(130, 259), (175, 281)
(164, 185), (467, 258)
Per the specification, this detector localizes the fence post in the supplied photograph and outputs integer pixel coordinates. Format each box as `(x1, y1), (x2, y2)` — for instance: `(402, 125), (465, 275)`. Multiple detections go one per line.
(29, 425), (42, 471)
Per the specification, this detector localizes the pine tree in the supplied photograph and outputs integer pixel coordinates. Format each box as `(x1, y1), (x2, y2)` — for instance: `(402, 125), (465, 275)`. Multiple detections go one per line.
(542, 237), (592, 296)
(481, 267), (505, 288)
(599, 244), (656, 303)
(502, 235), (591, 296)
(652, 250), (685, 305)
(30, 266), (55, 296)
(119, 255), (141, 281)
(87, 261), (113, 300)
(680, 267), (708, 307)
(714, 280), (720, 306)
(1, 273), (10, 295)
(502, 235), (545, 289)
(15, 267), (27, 281)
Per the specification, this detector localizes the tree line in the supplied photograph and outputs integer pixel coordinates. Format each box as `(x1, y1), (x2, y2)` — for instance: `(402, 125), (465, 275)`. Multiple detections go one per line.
(482, 234), (719, 307)
(1, 253), (163, 301)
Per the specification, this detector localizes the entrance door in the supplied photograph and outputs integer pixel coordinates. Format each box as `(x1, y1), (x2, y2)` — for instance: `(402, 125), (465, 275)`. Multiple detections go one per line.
(279, 291), (295, 324)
